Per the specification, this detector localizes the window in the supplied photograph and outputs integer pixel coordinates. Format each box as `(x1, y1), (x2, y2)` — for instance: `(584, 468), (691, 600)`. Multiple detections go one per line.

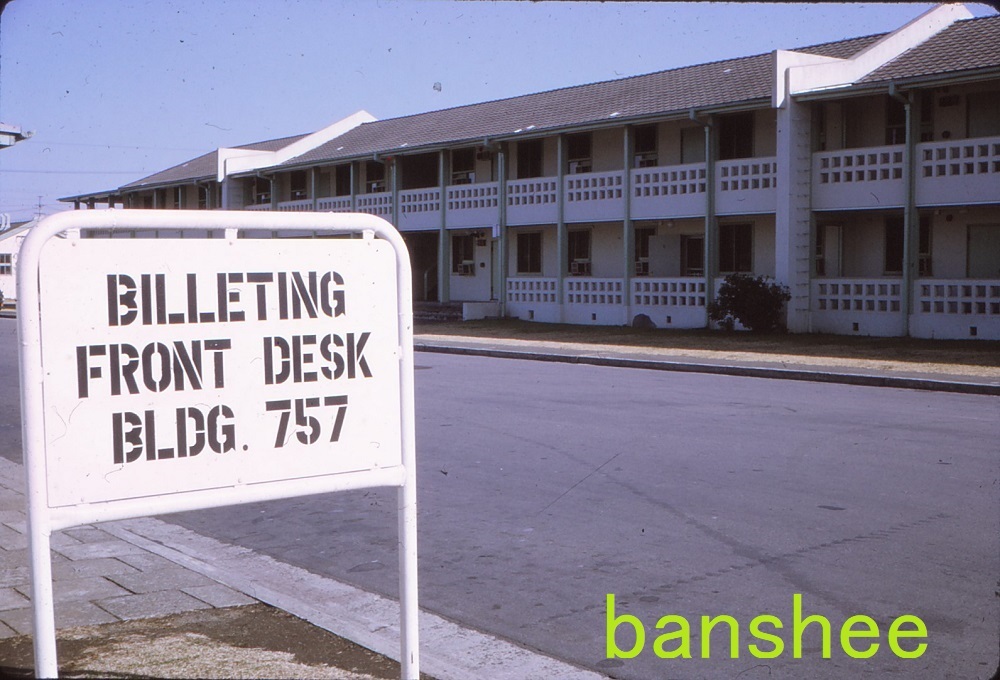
(885, 97), (906, 145)
(884, 217), (904, 274)
(334, 165), (352, 197)
(198, 186), (209, 210)
(290, 170), (308, 200)
(516, 140), (543, 179)
(568, 229), (591, 275)
(634, 125), (658, 167)
(680, 126), (705, 164)
(967, 90), (1000, 137)
(452, 148), (475, 184)
(517, 232), (542, 274)
(0, 253), (11, 276)
(566, 133), (592, 174)
(718, 112), (754, 160)
(365, 161), (386, 193)
(885, 216), (932, 275)
(918, 215), (932, 277)
(452, 234), (475, 275)
(719, 223), (752, 273)
(251, 177), (270, 205)
(634, 227), (655, 276)
(681, 235), (704, 276)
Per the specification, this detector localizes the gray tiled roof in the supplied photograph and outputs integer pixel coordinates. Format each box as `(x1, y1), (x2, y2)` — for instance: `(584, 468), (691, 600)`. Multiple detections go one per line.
(284, 33), (888, 168)
(861, 15), (1000, 83)
(120, 133), (309, 189)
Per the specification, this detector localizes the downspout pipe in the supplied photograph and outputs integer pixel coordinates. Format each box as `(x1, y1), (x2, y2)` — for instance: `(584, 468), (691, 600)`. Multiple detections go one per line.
(889, 82), (917, 334)
(690, 109), (716, 327)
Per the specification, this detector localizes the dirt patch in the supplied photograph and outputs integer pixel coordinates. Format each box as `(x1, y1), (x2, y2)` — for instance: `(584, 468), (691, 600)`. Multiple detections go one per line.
(0, 604), (420, 680)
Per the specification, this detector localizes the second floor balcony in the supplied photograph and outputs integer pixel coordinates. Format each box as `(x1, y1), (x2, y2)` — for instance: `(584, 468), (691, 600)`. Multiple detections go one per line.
(812, 135), (1000, 211)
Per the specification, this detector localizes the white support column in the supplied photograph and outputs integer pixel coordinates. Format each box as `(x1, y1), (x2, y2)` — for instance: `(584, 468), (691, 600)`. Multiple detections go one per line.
(438, 150), (450, 304)
(622, 126), (634, 325)
(556, 135), (567, 320)
(775, 96), (814, 333)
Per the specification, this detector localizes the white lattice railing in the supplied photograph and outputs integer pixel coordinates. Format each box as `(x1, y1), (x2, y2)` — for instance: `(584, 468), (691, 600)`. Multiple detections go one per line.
(918, 136), (1000, 180)
(631, 278), (707, 307)
(446, 183), (499, 211)
(244, 203), (271, 212)
(506, 178), (558, 207)
(632, 163), (707, 198)
(276, 199), (314, 212)
(813, 279), (902, 313)
(564, 171), (624, 204)
(316, 196), (353, 212)
(717, 158), (777, 192)
(917, 279), (1000, 316)
(815, 146), (905, 185)
(507, 278), (558, 303)
(399, 188), (441, 215)
(565, 278), (624, 305)
(356, 192), (392, 218)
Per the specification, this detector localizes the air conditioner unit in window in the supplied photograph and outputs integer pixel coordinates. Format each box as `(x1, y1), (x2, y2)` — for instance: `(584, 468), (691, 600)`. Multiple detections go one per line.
(476, 147), (493, 161)
(569, 160), (592, 174)
(456, 263), (475, 275)
(570, 260), (591, 275)
(452, 171), (473, 185)
(367, 181), (386, 193)
(635, 261), (650, 276)
(635, 152), (658, 168)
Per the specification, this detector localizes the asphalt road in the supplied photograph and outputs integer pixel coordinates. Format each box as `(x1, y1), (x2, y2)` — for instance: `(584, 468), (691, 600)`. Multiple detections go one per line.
(1, 318), (997, 679)
(165, 351), (998, 680)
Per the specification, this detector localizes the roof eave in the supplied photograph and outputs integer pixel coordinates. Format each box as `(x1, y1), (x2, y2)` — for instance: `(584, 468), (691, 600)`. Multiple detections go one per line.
(270, 97), (773, 172)
(793, 66), (1000, 102)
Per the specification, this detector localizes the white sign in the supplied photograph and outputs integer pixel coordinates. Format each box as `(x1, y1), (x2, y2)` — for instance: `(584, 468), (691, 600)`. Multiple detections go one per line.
(19, 211), (419, 680)
(37, 237), (401, 507)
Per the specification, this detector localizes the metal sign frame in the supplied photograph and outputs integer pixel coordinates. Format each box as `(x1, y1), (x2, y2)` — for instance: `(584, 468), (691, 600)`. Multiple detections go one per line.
(17, 210), (419, 679)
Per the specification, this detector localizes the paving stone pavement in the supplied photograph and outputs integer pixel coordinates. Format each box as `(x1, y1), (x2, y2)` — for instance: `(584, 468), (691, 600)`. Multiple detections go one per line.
(0, 456), (256, 639)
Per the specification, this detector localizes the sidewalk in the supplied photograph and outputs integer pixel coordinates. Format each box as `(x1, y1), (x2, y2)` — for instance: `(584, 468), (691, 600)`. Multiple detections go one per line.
(415, 331), (1000, 395)
(1, 327), (995, 678)
(0, 451), (601, 680)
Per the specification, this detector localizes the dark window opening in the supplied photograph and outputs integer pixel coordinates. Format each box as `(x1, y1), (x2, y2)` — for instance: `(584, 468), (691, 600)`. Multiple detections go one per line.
(681, 235), (705, 276)
(885, 97), (907, 146)
(719, 223), (752, 272)
(452, 148), (475, 184)
(365, 161), (386, 193)
(290, 170), (308, 200)
(634, 126), (658, 167)
(335, 165), (352, 197)
(516, 140), (543, 179)
(568, 229), (591, 275)
(635, 227), (655, 275)
(718, 112), (754, 160)
(401, 153), (439, 190)
(452, 234), (475, 275)
(517, 232), (542, 274)
(566, 133), (592, 174)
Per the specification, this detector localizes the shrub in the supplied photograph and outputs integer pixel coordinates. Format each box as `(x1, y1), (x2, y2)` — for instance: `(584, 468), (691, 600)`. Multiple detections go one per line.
(708, 273), (790, 333)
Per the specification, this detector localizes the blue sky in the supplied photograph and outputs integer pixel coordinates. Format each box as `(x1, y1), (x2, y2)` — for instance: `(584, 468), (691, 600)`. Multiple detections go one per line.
(0, 1), (995, 223)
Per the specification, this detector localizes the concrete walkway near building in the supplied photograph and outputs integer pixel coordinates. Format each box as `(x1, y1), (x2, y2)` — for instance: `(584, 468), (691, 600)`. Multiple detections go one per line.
(415, 330), (1000, 396)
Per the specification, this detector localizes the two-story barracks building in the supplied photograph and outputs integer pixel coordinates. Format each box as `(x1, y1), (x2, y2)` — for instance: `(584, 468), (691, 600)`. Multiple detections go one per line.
(65, 5), (1000, 340)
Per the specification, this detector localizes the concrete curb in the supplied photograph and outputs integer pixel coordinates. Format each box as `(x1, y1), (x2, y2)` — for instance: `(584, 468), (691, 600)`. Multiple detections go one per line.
(102, 517), (604, 680)
(414, 343), (1000, 397)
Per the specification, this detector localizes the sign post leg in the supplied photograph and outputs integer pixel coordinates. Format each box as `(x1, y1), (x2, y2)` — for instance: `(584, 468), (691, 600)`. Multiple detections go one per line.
(398, 482), (420, 680)
(28, 525), (59, 678)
